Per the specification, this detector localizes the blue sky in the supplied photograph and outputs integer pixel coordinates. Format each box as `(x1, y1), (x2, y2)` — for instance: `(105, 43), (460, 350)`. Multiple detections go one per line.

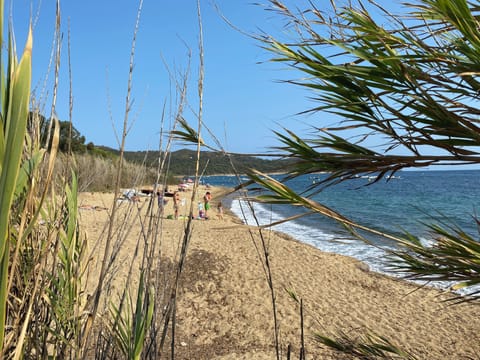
(12, 0), (321, 153)
(11, 1), (478, 171)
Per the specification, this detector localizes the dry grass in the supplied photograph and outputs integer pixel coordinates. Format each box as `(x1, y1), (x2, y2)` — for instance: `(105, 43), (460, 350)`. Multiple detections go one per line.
(54, 152), (158, 192)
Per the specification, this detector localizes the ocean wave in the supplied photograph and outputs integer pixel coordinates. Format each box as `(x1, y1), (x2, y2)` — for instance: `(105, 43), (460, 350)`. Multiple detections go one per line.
(221, 171), (480, 297)
(230, 198), (480, 296)
(230, 198), (389, 272)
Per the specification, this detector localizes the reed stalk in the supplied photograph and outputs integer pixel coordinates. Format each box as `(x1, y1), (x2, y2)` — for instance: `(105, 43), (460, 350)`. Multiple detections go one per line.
(85, 0), (144, 348)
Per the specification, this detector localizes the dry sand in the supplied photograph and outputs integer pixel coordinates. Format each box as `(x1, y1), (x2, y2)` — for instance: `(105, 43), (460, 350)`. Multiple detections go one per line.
(78, 186), (480, 359)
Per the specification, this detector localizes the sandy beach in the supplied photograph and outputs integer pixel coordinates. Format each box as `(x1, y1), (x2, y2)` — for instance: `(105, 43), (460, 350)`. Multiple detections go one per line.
(78, 186), (480, 359)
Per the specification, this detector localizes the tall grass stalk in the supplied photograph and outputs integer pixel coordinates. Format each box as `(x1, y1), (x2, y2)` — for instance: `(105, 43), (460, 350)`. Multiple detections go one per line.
(172, 54), (286, 358)
(169, 1), (205, 356)
(44, 0), (61, 149)
(86, 0), (144, 346)
(75, 0), (195, 357)
(173, 83), (284, 360)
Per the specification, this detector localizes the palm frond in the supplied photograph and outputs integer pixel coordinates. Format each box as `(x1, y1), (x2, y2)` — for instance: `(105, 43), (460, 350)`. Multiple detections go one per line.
(263, 0), (480, 173)
(170, 115), (204, 144)
(314, 330), (418, 360)
(388, 220), (480, 301)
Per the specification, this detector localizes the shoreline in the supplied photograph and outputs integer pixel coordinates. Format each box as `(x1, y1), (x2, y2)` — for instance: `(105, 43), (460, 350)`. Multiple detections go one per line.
(78, 186), (480, 359)
(228, 198), (455, 297)
(226, 189), (473, 296)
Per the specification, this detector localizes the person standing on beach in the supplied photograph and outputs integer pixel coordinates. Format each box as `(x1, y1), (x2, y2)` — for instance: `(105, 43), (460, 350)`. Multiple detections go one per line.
(203, 191), (212, 219)
(198, 201), (204, 219)
(157, 191), (164, 215)
(157, 190), (168, 217)
(216, 200), (224, 220)
(173, 191), (180, 219)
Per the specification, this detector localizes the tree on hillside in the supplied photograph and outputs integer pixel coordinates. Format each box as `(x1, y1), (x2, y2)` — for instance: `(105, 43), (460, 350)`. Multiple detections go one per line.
(57, 120), (86, 152)
(37, 115), (86, 153)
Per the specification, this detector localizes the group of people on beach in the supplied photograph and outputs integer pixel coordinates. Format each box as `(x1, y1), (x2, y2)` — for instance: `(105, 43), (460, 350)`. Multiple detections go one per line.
(157, 188), (223, 220)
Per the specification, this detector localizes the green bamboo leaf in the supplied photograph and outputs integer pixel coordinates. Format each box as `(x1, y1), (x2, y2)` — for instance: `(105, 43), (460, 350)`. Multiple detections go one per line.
(133, 283), (154, 359)
(14, 148), (45, 196)
(109, 303), (130, 355)
(65, 171), (78, 244)
(313, 333), (347, 351)
(0, 120), (4, 172)
(284, 287), (299, 303)
(0, 27), (32, 256)
(171, 116), (204, 145)
(133, 274), (145, 359)
(0, 0), (3, 127)
(0, 26), (31, 350)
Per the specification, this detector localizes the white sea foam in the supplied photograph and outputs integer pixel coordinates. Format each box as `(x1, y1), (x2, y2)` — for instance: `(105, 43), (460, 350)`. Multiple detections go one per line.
(217, 172), (480, 298)
(230, 198), (480, 296)
(231, 198), (390, 273)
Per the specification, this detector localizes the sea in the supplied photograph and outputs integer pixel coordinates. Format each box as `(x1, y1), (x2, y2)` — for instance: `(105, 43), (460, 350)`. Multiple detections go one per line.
(203, 170), (480, 293)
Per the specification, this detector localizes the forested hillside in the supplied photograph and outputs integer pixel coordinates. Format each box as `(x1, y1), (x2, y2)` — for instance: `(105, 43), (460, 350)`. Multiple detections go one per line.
(102, 147), (292, 176)
(37, 116), (292, 176)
